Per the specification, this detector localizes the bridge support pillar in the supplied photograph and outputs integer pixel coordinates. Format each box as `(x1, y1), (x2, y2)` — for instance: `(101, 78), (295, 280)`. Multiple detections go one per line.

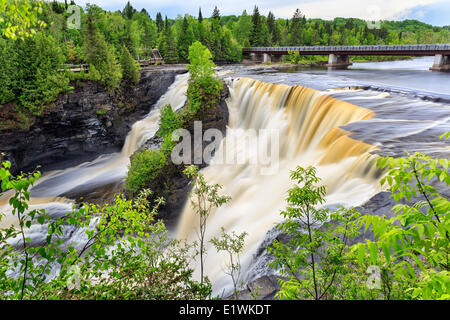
(430, 54), (450, 72)
(325, 54), (352, 69)
(263, 53), (271, 63)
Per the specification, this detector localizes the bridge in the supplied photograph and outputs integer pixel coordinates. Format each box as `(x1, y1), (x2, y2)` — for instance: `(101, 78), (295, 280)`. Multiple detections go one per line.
(242, 44), (450, 71)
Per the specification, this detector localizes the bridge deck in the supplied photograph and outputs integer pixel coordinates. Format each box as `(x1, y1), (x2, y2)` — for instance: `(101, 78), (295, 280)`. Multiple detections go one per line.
(243, 44), (450, 56)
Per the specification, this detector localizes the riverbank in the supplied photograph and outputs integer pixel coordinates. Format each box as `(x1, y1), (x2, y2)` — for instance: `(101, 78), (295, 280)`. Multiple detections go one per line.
(0, 67), (187, 175)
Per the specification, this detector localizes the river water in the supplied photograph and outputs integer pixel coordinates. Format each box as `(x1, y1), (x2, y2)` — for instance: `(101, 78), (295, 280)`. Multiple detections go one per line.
(1, 57), (449, 296)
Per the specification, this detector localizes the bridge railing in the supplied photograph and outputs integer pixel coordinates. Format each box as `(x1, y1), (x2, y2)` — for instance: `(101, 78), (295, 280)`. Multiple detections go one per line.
(243, 44), (450, 53)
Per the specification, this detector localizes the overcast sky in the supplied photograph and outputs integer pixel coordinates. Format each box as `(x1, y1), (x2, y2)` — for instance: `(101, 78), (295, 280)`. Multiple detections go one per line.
(70, 0), (450, 26)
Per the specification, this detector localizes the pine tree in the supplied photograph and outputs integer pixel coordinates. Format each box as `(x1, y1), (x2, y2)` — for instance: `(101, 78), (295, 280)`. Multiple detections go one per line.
(120, 45), (140, 86)
(267, 11), (281, 45)
(156, 12), (164, 34)
(198, 7), (203, 23)
(177, 16), (195, 61)
(212, 6), (220, 20)
(83, 15), (122, 88)
(122, 1), (136, 19)
(159, 20), (178, 64)
(249, 6), (265, 46)
(289, 9), (304, 46)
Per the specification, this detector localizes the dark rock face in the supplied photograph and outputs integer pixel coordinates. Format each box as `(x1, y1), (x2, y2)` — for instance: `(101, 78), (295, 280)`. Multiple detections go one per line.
(0, 69), (185, 174)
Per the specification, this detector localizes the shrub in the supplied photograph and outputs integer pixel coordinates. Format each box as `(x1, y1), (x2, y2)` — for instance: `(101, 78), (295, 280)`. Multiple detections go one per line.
(158, 104), (181, 139)
(0, 160), (211, 300)
(125, 149), (167, 196)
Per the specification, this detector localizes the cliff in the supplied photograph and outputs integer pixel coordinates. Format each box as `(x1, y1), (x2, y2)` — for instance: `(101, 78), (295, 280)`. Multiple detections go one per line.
(0, 68), (186, 174)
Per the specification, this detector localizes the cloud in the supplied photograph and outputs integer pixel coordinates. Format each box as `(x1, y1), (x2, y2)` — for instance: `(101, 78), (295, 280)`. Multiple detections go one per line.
(271, 0), (443, 20)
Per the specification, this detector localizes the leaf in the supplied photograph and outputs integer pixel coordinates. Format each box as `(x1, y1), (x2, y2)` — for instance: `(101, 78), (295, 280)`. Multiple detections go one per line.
(37, 216), (45, 225)
(381, 242), (391, 263)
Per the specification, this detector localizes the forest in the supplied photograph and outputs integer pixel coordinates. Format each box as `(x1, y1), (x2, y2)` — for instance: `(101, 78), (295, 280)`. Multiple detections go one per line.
(1, 0), (450, 121)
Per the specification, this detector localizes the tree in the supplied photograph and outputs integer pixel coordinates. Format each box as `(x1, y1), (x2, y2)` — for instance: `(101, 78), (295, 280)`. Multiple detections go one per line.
(211, 228), (248, 299)
(158, 19), (178, 63)
(83, 15), (122, 89)
(198, 7), (203, 23)
(249, 6), (262, 46)
(233, 10), (252, 46)
(289, 9), (304, 45)
(156, 12), (164, 34)
(0, 160), (211, 300)
(212, 6), (220, 20)
(183, 165), (231, 284)
(186, 41), (215, 82)
(122, 1), (136, 19)
(267, 11), (281, 45)
(120, 45), (140, 86)
(268, 166), (361, 300)
(353, 133), (450, 300)
(177, 16), (195, 62)
(0, 0), (46, 40)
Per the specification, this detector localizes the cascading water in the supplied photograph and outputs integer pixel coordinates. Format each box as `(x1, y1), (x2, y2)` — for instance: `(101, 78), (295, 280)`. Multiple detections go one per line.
(0, 73), (189, 244)
(176, 77), (383, 296)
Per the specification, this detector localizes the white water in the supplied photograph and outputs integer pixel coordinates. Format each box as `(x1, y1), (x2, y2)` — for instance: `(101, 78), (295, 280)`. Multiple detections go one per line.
(176, 77), (383, 296)
(0, 73), (189, 241)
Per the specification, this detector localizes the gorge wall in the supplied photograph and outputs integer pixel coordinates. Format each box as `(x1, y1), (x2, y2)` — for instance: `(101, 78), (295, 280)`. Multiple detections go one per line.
(0, 68), (186, 174)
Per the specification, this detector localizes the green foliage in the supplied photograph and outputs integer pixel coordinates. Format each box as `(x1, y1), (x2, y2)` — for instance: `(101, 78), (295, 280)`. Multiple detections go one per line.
(210, 227), (248, 299)
(352, 137), (450, 300)
(187, 41), (216, 81)
(184, 165), (231, 284)
(177, 16), (195, 62)
(0, 0), (46, 40)
(0, 160), (211, 299)
(125, 149), (167, 197)
(185, 41), (223, 116)
(120, 45), (140, 86)
(83, 15), (122, 89)
(1, 32), (71, 116)
(158, 104), (181, 140)
(268, 166), (362, 300)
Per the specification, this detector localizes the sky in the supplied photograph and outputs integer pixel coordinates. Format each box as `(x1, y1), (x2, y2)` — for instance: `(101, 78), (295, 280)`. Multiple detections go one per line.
(70, 0), (450, 26)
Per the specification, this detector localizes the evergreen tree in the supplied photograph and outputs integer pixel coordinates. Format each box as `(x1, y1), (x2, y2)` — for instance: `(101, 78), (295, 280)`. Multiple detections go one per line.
(233, 10), (252, 45)
(156, 12), (164, 34)
(267, 11), (281, 45)
(120, 45), (140, 86)
(141, 8), (150, 18)
(122, 1), (136, 19)
(212, 6), (220, 20)
(289, 9), (304, 45)
(198, 7), (203, 23)
(83, 15), (122, 88)
(208, 11), (225, 60)
(249, 6), (266, 46)
(158, 19), (178, 64)
(177, 16), (195, 61)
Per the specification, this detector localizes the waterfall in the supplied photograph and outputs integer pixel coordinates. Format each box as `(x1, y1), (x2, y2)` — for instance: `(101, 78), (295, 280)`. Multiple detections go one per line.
(0, 73), (189, 237)
(175, 77), (382, 295)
